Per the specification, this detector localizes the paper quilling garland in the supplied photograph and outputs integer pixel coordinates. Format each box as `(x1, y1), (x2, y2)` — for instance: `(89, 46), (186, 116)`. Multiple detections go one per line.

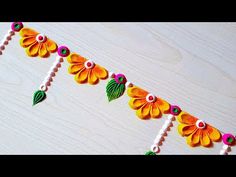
(0, 22), (235, 155)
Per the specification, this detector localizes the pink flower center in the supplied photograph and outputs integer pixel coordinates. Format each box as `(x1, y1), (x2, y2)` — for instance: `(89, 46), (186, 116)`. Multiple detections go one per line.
(84, 60), (95, 69)
(196, 120), (206, 129)
(146, 94), (156, 103)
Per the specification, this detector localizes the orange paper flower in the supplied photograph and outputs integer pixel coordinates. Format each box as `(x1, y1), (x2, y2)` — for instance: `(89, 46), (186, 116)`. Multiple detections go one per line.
(127, 86), (170, 119)
(20, 28), (57, 58)
(177, 112), (221, 147)
(67, 53), (108, 85)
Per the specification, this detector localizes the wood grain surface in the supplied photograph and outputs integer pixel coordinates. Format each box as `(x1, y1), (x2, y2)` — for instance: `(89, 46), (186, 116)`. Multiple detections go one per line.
(0, 22), (235, 154)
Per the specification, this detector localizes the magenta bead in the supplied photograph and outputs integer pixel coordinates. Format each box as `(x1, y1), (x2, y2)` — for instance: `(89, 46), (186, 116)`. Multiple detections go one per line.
(170, 105), (182, 115)
(114, 74), (127, 84)
(11, 22), (23, 32)
(57, 46), (70, 57)
(222, 134), (235, 145)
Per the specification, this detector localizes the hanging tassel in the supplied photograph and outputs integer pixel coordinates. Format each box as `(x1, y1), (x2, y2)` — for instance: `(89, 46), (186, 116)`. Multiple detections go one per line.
(32, 46), (70, 106)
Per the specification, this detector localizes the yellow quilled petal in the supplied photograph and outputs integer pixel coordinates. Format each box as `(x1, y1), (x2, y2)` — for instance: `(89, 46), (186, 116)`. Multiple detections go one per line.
(74, 68), (89, 84)
(46, 39), (58, 53)
(39, 43), (49, 58)
(129, 98), (146, 110)
(136, 103), (151, 119)
(207, 125), (221, 142)
(150, 102), (161, 118)
(20, 36), (36, 48)
(178, 124), (197, 136)
(186, 129), (200, 147)
(88, 69), (99, 85)
(68, 64), (84, 74)
(177, 112), (198, 125)
(67, 53), (87, 64)
(26, 41), (40, 57)
(156, 98), (170, 114)
(200, 130), (211, 147)
(20, 28), (38, 37)
(127, 86), (148, 98)
(93, 65), (108, 79)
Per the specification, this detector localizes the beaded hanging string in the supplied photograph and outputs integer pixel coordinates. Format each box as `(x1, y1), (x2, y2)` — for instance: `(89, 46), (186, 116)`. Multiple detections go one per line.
(0, 22), (23, 55)
(1, 22), (235, 154)
(33, 46), (70, 105)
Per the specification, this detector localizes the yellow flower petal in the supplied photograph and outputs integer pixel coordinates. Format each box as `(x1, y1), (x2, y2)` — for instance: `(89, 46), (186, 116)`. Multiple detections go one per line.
(136, 103), (151, 119)
(207, 125), (221, 142)
(26, 41), (40, 57)
(127, 86), (148, 98)
(39, 43), (49, 58)
(129, 98), (146, 110)
(68, 64), (84, 74)
(156, 98), (170, 114)
(88, 69), (99, 85)
(178, 124), (197, 136)
(150, 102), (161, 118)
(46, 39), (57, 53)
(67, 53), (87, 64)
(177, 112), (198, 125)
(200, 130), (211, 147)
(20, 28), (38, 37)
(20, 36), (36, 48)
(74, 68), (89, 84)
(93, 65), (108, 79)
(186, 129), (200, 147)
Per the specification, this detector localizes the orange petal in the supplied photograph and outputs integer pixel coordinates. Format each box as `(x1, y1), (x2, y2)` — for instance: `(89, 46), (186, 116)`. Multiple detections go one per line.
(207, 125), (221, 142)
(20, 36), (36, 48)
(178, 124), (197, 136)
(46, 39), (57, 53)
(186, 129), (200, 147)
(88, 69), (99, 85)
(136, 103), (151, 119)
(26, 41), (40, 57)
(67, 53), (87, 64)
(129, 98), (146, 110)
(20, 28), (38, 37)
(127, 86), (148, 99)
(68, 64), (84, 74)
(200, 129), (211, 147)
(177, 112), (198, 125)
(155, 98), (170, 114)
(74, 68), (89, 84)
(150, 102), (161, 118)
(93, 65), (108, 79)
(39, 43), (49, 58)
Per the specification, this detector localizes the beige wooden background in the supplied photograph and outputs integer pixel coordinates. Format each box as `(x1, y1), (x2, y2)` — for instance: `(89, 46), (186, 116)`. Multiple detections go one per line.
(0, 22), (235, 154)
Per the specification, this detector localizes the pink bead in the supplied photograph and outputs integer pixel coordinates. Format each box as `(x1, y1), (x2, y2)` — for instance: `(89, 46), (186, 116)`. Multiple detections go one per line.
(8, 30), (15, 36)
(0, 45), (5, 50)
(0, 51), (2, 55)
(6, 36), (11, 41)
(4, 41), (8, 45)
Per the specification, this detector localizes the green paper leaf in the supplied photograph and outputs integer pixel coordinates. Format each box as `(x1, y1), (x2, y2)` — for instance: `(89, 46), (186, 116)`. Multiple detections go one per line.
(106, 79), (125, 102)
(33, 90), (46, 106)
(145, 151), (156, 155)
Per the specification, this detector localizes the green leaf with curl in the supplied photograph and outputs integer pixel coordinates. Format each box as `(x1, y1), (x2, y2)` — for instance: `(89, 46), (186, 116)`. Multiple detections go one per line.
(106, 79), (125, 102)
(33, 90), (46, 106)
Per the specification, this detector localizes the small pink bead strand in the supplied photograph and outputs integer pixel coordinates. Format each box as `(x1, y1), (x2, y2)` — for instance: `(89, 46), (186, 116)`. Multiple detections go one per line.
(39, 46), (70, 92)
(148, 105), (181, 155)
(0, 22), (23, 56)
